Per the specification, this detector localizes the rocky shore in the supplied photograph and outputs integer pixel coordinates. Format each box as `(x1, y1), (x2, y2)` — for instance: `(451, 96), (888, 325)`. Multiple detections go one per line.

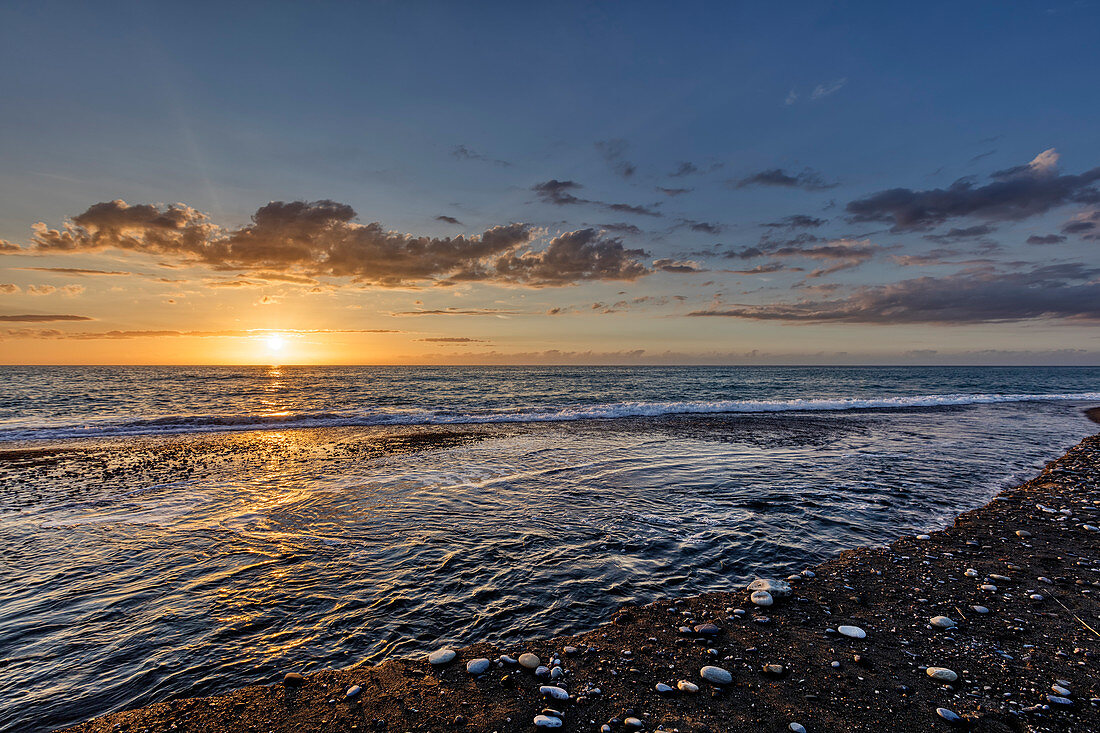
(63, 428), (1100, 733)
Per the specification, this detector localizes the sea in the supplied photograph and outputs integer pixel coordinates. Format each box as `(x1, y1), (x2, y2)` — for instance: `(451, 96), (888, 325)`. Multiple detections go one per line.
(1, 365), (1098, 732)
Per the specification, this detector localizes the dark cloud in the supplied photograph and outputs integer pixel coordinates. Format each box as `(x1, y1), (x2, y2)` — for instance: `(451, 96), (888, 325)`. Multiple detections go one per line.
(493, 229), (648, 285)
(715, 235), (876, 277)
(657, 187), (693, 197)
(733, 168), (836, 191)
(531, 180), (661, 217)
(0, 313), (94, 322)
(683, 220), (723, 234)
(969, 149), (997, 164)
(922, 224), (996, 243)
(1061, 210), (1100, 238)
(846, 149), (1100, 231)
(435, 215), (463, 225)
(688, 264), (1100, 324)
(652, 258), (706, 273)
(451, 145), (510, 167)
(725, 262), (789, 275)
(763, 215), (826, 229)
(599, 222), (643, 235)
(1027, 234), (1067, 245)
(595, 139), (636, 178)
(669, 162), (698, 177)
(29, 199), (650, 288)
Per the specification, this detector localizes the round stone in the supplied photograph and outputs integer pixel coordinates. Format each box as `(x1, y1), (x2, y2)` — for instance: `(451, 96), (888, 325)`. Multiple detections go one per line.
(838, 625), (866, 639)
(540, 685), (569, 701)
(926, 666), (958, 682)
(283, 672), (305, 687)
(971, 605), (989, 614)
(534, 665), (550, 677)
(751, 590), (774, 606)
(519, 653), (541, 669)
(677, 680), (699, 693)
(930, 615), (956, 629)
(694, 622), (720, 635)
(534, 715), (563, 728)
(466, 658), (491, 674)
(748, 578), (792, 597)
(789, 724), (807, 733)
(624, 719), (643, 730)
(655, 682), (674, 694)
(1016, 530), (1032, 538)
(428, 648), (456, 665)
(699, 665), (733, 684)
(345, 685), (362, 699)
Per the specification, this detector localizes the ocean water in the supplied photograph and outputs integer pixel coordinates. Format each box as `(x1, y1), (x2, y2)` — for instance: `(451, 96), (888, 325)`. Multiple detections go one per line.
(0, 365), (1098, 732)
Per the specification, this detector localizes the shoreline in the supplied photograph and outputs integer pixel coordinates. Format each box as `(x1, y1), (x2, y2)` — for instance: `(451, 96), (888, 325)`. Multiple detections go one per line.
(62, 429), (1100, 732)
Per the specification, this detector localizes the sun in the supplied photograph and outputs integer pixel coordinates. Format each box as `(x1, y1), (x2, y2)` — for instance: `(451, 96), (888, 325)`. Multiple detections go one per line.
(264, 333), (287, 354)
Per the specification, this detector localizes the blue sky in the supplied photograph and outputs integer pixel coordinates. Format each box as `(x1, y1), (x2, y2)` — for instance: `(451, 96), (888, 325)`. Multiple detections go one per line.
(1, 1), (1099, 364)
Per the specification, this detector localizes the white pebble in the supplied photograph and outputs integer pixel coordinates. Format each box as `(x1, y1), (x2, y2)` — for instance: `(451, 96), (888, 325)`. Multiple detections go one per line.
(838, 625), (866, 639)
(789, 724), (807, 733)
(428, 648), (456, 665)
(700, 665), (733, 684)
(677, 680), (699, 693)
(750, 590), (774, 606)
(518, 653), (540, 669)
(540, 685), (569, 701)
(466, 658), (490, 674)
(926, 667), (958, 682)
(929, 616), (956, 629)
(534, 715), (563, 728)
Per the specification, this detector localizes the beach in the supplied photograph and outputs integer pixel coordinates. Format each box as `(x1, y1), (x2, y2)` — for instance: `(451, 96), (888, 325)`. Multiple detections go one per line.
(58, 423), (1100, 732)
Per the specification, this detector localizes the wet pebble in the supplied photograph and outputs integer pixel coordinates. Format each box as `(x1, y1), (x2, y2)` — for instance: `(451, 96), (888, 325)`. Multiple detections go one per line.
(283, 672), (305, 687)
(748, 578), (792, 597)
(428, 648), (456, 665)
(936, 707), (961, 724)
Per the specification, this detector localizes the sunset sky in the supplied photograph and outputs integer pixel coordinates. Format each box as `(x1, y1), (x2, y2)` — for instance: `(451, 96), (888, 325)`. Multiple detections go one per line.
(2, 1), (1099, 365)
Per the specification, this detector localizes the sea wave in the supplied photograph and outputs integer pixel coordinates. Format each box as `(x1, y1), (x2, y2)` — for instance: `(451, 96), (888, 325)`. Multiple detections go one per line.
(1, 392), (1098, 442)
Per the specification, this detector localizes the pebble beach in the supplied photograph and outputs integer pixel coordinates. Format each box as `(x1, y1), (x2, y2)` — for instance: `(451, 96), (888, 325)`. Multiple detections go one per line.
(61, 418), (1100, 732)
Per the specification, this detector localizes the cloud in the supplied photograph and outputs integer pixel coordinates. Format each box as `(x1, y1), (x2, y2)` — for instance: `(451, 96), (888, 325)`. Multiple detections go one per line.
(725, 262), (789, 275)
(599, 222), (643, 235)
(688, 264), (1100, 324)
(0, 240), (21, 252)
(17, 267), (131, 276)
(763, 214), (826, 229)
(0, 314), (94, 322)
(733, 168), (837, 190)
(492, 228), (649, 285)
(0, 284), (20, 294)
(683, 219), (723, 234)
(451, 145), (510, 167)
(811, 77), (847, 100)
(28, 199), (651, 287)
(669, 162), (698, 177)
(595, 139), (636, 178)
(846, 149), (1100, 230)
(1061, 209), (1100, 238)
(417, 337), (487, 343)
(652, 258), (706, 273)
(1027, 234), (1066, 245)
(922, 224), (996, 243)
(657, 187), (693, 197)
(390, 307), (520, 316)
(1, 327), (403, 340)
(435, 215), (463, 225)
(532, 180), (662, 217)
(784, 89), (798, 106)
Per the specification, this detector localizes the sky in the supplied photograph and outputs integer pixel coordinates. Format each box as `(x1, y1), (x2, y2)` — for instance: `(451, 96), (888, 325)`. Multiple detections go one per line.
(1, 0), (1099, 365)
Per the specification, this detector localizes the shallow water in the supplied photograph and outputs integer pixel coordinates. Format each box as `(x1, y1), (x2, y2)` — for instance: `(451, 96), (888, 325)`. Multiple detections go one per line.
(0, 366), (1097, 732)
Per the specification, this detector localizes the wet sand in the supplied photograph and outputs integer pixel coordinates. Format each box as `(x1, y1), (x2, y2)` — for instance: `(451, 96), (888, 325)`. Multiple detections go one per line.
(61, 423), (1100, 732)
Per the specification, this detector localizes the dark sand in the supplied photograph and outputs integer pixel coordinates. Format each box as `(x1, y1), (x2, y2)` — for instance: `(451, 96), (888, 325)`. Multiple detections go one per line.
(62, 423), (1100, 732)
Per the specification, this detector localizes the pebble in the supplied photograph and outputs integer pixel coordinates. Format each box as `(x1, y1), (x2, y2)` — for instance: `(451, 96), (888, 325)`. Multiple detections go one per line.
(936, 708), (961, 723)
(838, 625), (866, 639)
(748, 578), (792, 597)
(694, 622), (720, 635)
(519, 653), (541, 669)
(1047, 694), (1073, 706)
(1083, 524), (1100, 532)
(789, 724), (807, 733)
(563, 646), (578, 655)
(916, 534), (931, 540)
(540, 685), (569, 701)
(283, 672), (305, 686)
(763, 663), (785, 676)
(700, 665), (733, 684)
(964, 569), (978, 578)
(926, 667), (958, 682)
(750, 590), (774, 606)
(624, 718), (643, 730)
(1016, 530), (1032, 538)
(1030, 593), (1044, 601)
(1052, 684), (1071, 696)
(971, 605), (989, 614)
(677, 680), (699, 693)
(345, 685), (362, 699)
(550, 666), (563, 679)
(929, 615), (956, 629)
(535, 665), (551, 677)
(655, 682), (674, 694)
(534, 715), (563, 728)
(980, 584), (998, 591)
(466, 658), (490, 674)
(499, 654), (517, 664)
(428, 648), (456, 665)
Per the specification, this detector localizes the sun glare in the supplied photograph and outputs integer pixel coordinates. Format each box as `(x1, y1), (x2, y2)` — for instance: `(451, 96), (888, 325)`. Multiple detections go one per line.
(265, 334), (287, 355)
